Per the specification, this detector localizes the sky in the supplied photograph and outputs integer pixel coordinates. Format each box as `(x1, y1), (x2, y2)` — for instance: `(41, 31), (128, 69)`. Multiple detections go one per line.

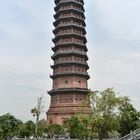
(0, 0), (140, 122)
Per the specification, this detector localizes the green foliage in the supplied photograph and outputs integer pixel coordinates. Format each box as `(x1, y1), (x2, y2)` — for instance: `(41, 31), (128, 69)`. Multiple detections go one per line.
(46, 124), (64, 138)
(68, 116), (80, 138)
(0, 113), (47, 139)
(118, 98), (140, 136)
(79, 115), (90, 139)
(37, 119), (47, 137)
(18, 120), (35, 138)
(66, 88), (140, 140)
(0, 113), (22, 140)
(68, 116), (86, 139)
(90, 88), (122, 139)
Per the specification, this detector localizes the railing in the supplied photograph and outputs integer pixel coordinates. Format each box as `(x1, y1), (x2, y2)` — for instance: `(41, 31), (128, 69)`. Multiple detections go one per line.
(53, 23), (85, 33)
(55, 0), (83, 7)
(52, 61), (89, 68)
(55, 41), (85, 46)
(48, 88), (89, 94)
(51, 71), (89, 77)
(55, 32), (85, 38)
(120, 128), (140, 140)
(53, 60), (87, 65)
(60, 7), (82, 11)
(55, 22), (84, 27)
(52, 50), (86, 57)
(62, 14), (84, 20)
(54, 15), (84, 23)
(55, 7), (84, 16)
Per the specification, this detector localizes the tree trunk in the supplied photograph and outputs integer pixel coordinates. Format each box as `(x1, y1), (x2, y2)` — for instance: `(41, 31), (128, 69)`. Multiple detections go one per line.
(99, 136), (103, 140)
(98, 132), (103, 140)
(90, 127), (94, 140)
(35, 116), (39, 139)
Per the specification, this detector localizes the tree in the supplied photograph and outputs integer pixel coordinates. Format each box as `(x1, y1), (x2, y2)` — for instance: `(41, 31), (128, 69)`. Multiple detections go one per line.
(118, 98), (140, 136)
(37, 119), (47, 137)
(18, 121), (35, 138)
(71, 114), (94, 140)
(68, 116), (80, 138)
(0, 113), (22, 140)
(31, 95), (44, 138)
(90, 88), (122, 140)
(65, 88), (140, 139)
(46, 124), (64, 138)
(68, 116), (86, 139)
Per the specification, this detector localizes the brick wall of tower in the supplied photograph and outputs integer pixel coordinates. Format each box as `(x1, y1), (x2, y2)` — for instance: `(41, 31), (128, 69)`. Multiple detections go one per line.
(53, 66), (86, 74)
(47, 114), (71, 125)
(50, 93), (87, 106)
(54, 56), (86, 64)
(53, 77), (87, 89)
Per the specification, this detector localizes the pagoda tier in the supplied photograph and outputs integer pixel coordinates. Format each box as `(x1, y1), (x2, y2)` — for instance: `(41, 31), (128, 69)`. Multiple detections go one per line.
(47, 0), (91, 125)
(51, 61), (89, 69)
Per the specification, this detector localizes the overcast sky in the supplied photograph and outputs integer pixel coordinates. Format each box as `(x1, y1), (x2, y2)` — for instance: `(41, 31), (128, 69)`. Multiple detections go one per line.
(0, 0), (140, 121)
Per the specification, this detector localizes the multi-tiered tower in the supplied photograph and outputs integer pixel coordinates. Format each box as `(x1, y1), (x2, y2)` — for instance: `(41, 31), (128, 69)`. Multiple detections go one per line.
(47, 0), (90, 125)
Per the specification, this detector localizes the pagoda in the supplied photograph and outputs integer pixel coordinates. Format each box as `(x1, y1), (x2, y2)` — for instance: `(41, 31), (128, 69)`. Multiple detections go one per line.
(47, 0), (91, 125)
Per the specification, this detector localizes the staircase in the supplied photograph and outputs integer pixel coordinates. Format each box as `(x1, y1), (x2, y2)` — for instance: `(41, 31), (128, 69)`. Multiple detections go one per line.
(120, 128), (140, 140)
